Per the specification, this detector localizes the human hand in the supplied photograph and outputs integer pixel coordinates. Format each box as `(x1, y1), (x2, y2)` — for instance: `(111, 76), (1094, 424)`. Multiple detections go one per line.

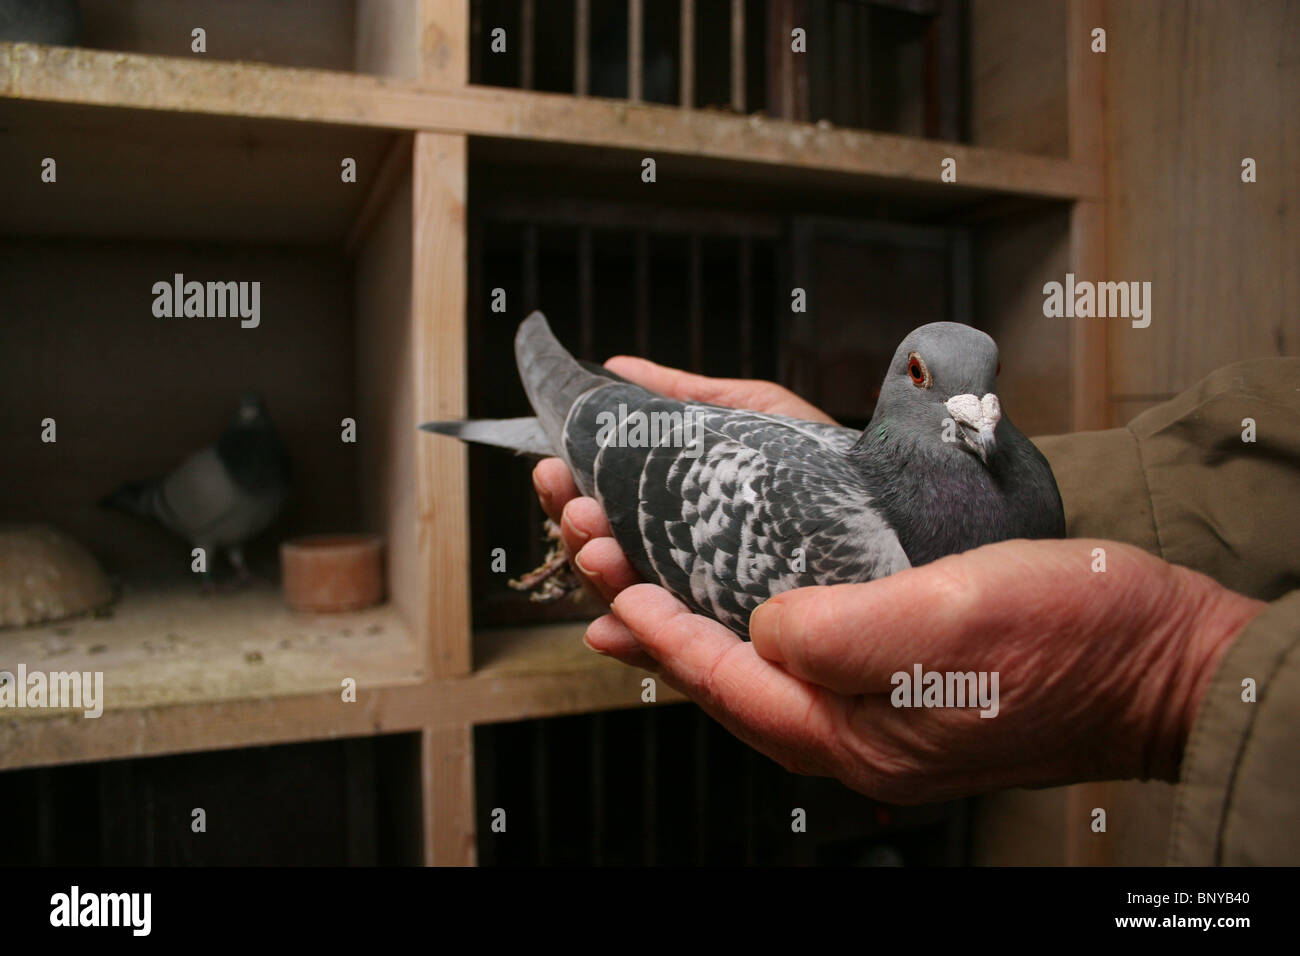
(589, 539), (1265, 802)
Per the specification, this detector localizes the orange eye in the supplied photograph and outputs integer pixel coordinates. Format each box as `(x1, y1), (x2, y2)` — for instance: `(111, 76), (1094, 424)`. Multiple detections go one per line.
(907, 352), (931, 388)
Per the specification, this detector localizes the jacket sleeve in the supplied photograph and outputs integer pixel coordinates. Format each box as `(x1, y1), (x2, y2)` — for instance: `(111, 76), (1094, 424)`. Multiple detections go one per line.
(1031, 357), (1300, 865)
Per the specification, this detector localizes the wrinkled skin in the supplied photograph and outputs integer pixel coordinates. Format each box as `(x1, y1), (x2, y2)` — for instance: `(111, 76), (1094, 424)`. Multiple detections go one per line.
(532, 356), (1266, 803)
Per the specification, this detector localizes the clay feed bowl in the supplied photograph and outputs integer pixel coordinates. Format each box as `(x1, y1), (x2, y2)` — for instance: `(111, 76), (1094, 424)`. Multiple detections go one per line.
(280, 534), (384, 613)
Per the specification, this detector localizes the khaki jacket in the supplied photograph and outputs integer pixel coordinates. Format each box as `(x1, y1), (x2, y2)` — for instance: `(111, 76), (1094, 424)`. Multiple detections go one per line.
(1034, 358), (1300, 865)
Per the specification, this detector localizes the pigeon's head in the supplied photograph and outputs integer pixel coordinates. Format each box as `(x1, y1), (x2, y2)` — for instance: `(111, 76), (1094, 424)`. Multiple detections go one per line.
(234, 392), (271, 427)
(879, 322), (1003, 466)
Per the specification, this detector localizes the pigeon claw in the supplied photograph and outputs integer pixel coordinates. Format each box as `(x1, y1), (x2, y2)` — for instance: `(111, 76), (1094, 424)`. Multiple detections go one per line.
(507, 519), (582, 602)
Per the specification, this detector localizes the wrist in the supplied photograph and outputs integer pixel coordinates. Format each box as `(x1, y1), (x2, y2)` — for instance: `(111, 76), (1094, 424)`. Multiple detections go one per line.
(1145, 569), (1265, 781)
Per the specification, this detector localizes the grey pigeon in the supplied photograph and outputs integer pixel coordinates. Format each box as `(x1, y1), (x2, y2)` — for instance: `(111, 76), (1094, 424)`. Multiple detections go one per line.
(101, 394), (290, 582)
(424, 313), (1065, 637)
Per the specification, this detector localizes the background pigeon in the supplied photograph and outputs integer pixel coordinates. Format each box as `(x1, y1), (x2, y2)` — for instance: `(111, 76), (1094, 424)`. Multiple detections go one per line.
(101, 394), (290, 584)
(424, 313), (1065, 638)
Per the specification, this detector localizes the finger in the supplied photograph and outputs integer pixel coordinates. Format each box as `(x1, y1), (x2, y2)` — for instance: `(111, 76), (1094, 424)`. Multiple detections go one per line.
(558, 496), (611, 556)
(609, 585), (840, 759)
(584, 613), (659, 671)
(532, 458), (580, 524)
(604, 356), (836, 424)
(573, 537), (642, 602)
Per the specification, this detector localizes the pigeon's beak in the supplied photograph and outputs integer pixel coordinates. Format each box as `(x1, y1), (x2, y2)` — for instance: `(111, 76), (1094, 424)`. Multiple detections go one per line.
(945, 393), (1002, 465)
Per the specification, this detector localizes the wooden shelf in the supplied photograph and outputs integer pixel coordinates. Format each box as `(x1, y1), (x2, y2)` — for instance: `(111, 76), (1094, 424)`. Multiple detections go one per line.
(0, 579), (423, 718)
(0, 611), (677, 771)
(0, 42), (1100, 204)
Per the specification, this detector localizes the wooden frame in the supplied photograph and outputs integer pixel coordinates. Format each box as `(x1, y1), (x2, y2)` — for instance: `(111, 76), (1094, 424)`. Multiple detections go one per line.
(0, 0), (1107, 866)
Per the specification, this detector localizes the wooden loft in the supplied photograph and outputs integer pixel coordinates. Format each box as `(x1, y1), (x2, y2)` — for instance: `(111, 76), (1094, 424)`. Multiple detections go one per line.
(0, 0), (1105, 865)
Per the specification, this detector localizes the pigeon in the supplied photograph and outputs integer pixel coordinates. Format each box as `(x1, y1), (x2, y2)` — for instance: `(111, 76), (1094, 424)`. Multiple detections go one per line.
(101, 394), (291, 583)
(423, 312), (1065, 638)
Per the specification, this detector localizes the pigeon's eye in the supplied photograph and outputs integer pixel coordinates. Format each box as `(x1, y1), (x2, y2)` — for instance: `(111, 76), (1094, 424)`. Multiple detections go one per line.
(907, 352), (932, 389)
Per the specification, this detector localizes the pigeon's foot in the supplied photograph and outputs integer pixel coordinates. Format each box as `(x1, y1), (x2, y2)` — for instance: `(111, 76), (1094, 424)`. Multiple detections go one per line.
(508, 519), (581, 603)
(227, 548), (254, 588)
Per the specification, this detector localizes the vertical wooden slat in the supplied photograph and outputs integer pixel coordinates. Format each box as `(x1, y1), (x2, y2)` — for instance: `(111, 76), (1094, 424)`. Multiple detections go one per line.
(628, 0), (644, 102)
(832, 1), (856, 127)
(574, 0), (590, 95)
(413, 132), (470, 678)
(738, 236), (753, 377)
(769, 0), (794, 119)
(928, 0), (962, 141)
(688, 235), (703, 371)
(1065, 0), (1109, 868)
(635, 230), (651, 356)
(679, 0), (695, 107)
(421, 725), (476, 865)
(418, 0), (470, 86)
(1067, 0), (1107, 433)
(520, 0), (535, 89)
(578, 226), (594, 359)
(854, 1), (872, 129)
(730, 0), (745, 113)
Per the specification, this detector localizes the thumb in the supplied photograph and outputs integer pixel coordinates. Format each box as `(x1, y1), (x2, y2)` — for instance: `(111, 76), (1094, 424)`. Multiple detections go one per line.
(748, 564), (986, 694)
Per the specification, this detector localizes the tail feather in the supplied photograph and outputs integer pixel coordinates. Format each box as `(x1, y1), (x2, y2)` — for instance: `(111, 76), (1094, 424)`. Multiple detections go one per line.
(418, 417), (554, 457)
(514, 311), (610, 456)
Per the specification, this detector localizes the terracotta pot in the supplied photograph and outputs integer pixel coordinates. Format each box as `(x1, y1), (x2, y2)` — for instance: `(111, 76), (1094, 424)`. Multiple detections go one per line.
(280, 534), (384, 613)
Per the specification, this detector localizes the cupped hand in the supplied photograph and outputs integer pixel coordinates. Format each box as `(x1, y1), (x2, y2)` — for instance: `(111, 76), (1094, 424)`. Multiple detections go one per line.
(588, 540), (1263, 802)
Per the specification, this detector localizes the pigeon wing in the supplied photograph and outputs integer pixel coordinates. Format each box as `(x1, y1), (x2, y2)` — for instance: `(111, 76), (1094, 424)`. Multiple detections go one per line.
(564, 389), (909, 637)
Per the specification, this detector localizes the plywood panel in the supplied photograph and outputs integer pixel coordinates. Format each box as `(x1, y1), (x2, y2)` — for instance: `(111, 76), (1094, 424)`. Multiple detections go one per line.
(1106, 0), (1300, 399)
(973, 206), (1076, 440)
(78, 0), (358, 72)
(0, 239), (358, 576)
(968, 0), (1069, 157)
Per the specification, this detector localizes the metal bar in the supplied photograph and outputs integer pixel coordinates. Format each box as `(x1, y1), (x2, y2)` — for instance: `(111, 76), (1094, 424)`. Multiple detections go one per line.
(679, 0), (695, 107)
(574, 0), (590, 95)
(578, 226), (594, 360)
(642, 709), (657, 865)
(628, 0), (644, 102)
(688, 234), (703, 372)
(521, 0), (535, 90)
(730, 0), (745, 112)
(693, 709), (708, 864)
(533, 721), (549, 863)
(739, 236), (753, 378)
(590, 713), (605, 865)
(523, 223), (539, 310)
(635, 230), (651, 357)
